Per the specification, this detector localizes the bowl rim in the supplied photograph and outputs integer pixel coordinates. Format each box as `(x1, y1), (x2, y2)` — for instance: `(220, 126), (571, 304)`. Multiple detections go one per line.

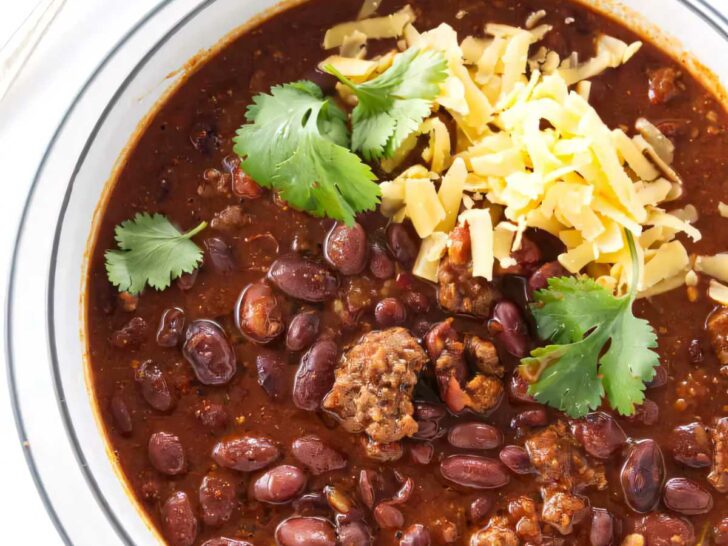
(6, 0), (728, 544)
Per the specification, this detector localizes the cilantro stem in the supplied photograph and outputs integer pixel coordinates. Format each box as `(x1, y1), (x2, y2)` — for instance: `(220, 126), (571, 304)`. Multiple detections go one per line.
(625, 229), (639, 299)
(183, 221), (208, 239)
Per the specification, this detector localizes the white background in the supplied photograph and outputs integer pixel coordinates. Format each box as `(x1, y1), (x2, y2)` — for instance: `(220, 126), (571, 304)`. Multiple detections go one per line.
(0, 0), (727, 544)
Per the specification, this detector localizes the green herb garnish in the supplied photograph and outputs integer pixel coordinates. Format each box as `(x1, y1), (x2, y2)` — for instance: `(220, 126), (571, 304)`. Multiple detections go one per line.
(105, 213), (206, 295)
(519, 233), (659, 418)
(233, 81), (379, 226)
(325, 48), (448, 160)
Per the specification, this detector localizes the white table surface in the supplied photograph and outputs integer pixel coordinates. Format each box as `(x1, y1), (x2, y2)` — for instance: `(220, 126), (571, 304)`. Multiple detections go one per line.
(1, 0), (727, 544)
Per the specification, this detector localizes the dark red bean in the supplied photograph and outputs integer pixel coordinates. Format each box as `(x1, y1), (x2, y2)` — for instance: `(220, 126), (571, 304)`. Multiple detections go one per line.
(110, 316), (147, 349)
(374, 503), (404, 529)
(468, 496), (493, 524)
(268, 255), (338, 302)
(410, 442), (434, 465)
(620, 439), (665, 513)
(626, 399), (659, 427)
(448, 423), (502, 450)
(156, 307), (186, 347)
(403, 291), (430, 313)
(199, 474), (236, 527)
(571, 412), (627, 459)
(663, 477), (713, 515)
(387, 223), (419, 268)
(324, 223), (368, 275)
(293, 491), (329, 516)
(176, 270), (198, 291)
(369, 244), (395, 279)
(235, 282), (284, 343)
(338, 522), (371, 546)
(648, 67), (683, 105)
(182, 320), (237, 386)
(498, 445), (533, 475)
(293, 340), (338, 411)
(110, 390), (133, 435)
(291, 435), (347, 475)
(375, 298), (407, 327)
(489, 301), (530, 358)
(413, 401), (447, 422)
(358, 470), (377, 509)
(688, 339), (704, 365)
(161, 492), (197, 546)
(135, 361), (174, 412)
(440, 455), (510, 489)
(509, 373), (536, 404)
(635, 513), (694, 546)
(511, 408), (548, 429)
(670, 422), (713, 468)
(275, 517), (337, 546)
(253, 465), (307, 504)
(400, 524), (431, 546)
(231, 166), (264, 199)
(589, 508), (613, 546)
(194, 400), (229, 432)
(204, 237), (236, 272)
(286, 311), (321, 352)
(148, 432), (186, 476)
(715, 517), (728, 545)
(212, 435), (280, 472)
(646, 365), (668, 389)
(202, 539), (253, 546)
(256, 349), (289, 400)
(528, 261), (568, 293)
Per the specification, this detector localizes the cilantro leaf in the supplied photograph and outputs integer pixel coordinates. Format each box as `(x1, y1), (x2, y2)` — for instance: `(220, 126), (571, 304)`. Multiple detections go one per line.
(233, 81), (379, 225)
(519, 233), (659, 418)
(325, 48), (448, 160)
(105, 213), (206, 295)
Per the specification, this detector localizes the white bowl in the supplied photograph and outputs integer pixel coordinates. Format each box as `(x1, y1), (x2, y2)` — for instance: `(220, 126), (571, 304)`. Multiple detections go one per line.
(6, 0), (728, 543)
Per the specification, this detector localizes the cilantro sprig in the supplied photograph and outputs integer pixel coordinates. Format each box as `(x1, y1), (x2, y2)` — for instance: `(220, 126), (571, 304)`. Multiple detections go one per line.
(519, 233), (659, 418)
(233, 81), (379, 226)
(325, 48), (448, 160)
(105, 213), (206, 295)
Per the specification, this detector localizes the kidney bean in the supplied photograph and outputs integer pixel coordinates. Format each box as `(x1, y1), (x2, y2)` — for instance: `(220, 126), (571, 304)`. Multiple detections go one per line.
(498, 445), (534, 475)
(448, 423), (502, 450)
(387, 223), (419, 268)
(268, 255), (338, 302)
(635, 513), (694, 546)
(509, 373), (536, 404)
(410, 442), (434, 465)
(468, 496), (493, 524)
(571, 412), (627, 459)
(489, 301), (530, 358)
(620, 439), (665, 513)
(374, 503), (404, 529)
(391, 477), (415, 505)
(715, 517), (728, 545)
(358, 470), (377, 509)
(202, 539), (253, 546)
(589, 508), (613, 546)
(256, 349), (289, 400)
(275, 517), (337, 546)
(648, 67), (683, 105)
(176, 269), (198, 291)
(338, 521), (371, 546)
(375, 297), (407, 327)
(414, 401), (447, 422)
(148, 432), (186, 476)
(293, 340), (338, 411)
(291, 435), (347, 475)
(369, 243), (395, 279)
(182, 320), (236, 385)
(231, 166), (264, 199)
(663, 477), (713, 515)
(626, 399), (659, 427)
(688, 339), (704, 365)
(528, 261), (568, 293)
(669, 422), (712, 468)
(646, 365), (668, 389)
(403, 291), (430, 314)
(110, 390), (133, 435)
(212, 435), (280, 472)
(110, 316), (147, 349)
(400, 524), (431, 546)
(511, 408), (548, 429)
(161, 491), (197, 546)
(293, 491), (329, 517)
(194, 400), (229, 432)
(205, 237), (236, 272)
(135, 361), (174, 412)
(253, 465), (307, 504)
(199, 474), (236, 527)
(324, 223), (368, 275)
(156, 307), (186, 347)
(440, 455), (510, 489)
(235, 282), (284, 343)
(286, 311), (320, 351)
